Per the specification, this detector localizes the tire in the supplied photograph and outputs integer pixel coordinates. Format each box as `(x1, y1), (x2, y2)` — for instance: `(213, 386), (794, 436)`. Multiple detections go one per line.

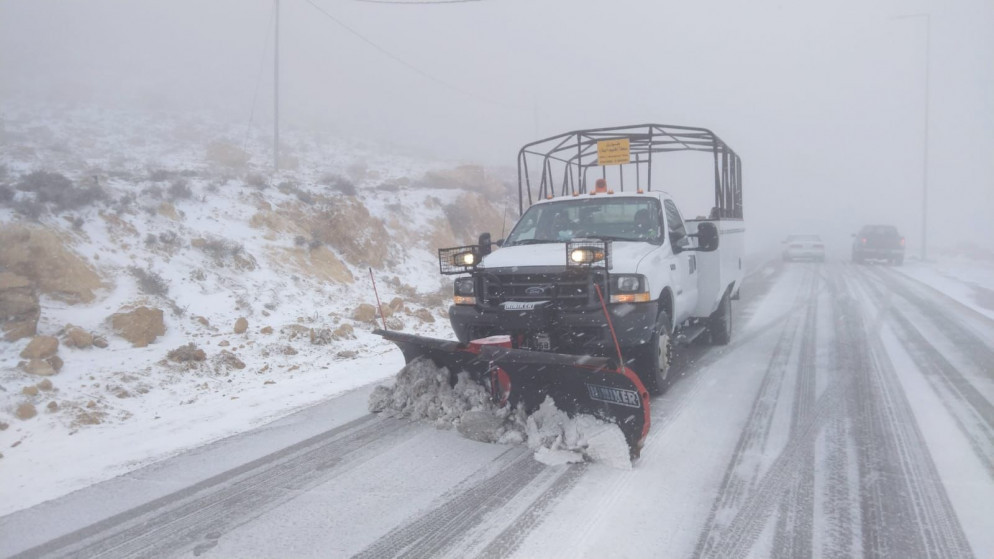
(625, 310), (672, 396)
(707, 291), (732, 345)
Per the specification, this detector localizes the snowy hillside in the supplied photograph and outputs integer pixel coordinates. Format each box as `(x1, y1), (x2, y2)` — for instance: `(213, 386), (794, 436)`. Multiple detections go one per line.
(0, 105), (514, 513)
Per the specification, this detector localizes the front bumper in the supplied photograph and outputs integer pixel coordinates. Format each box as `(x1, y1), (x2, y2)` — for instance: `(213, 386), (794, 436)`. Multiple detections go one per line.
(854, 247), (904, 260)
(449, 301), (659, 354)
(784, 248), (825, 260)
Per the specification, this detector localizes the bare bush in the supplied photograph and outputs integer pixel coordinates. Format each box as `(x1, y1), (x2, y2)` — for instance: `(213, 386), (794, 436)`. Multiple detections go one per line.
(294, 235), (307, 247)
(16, 171), (105, 212)
(295, 188), (314, 205)
(320, 174), (357, 196)
(13, 199), (44, 219)
(149, 169), (175, 182)
(167, 179), (192, 200)
(195, 236), (251, 269)
(145, 233), (158, 247)
(114, 192), (136, 214)
(141, 185), (163, 200)
(129, 266), (169, 297)
(167, 343), (206, 362)
(245, 173), (268, 189)
(159, 230), (179, 245)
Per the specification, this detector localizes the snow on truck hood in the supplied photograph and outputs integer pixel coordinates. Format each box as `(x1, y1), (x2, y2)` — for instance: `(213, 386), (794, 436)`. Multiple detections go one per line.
(479, 241), (658, 272)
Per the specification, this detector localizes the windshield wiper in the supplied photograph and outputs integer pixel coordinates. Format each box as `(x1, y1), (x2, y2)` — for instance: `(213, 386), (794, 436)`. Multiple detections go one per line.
(579, 235), (636, 242)
(506, 239), (559, 246)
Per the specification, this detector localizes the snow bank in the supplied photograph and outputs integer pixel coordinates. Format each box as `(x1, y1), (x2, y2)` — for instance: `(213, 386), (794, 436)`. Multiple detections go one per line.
(368, 358), (632, 469)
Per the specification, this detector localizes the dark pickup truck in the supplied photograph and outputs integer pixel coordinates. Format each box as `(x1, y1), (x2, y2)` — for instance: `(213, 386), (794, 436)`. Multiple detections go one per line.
(852, 225), (905, 265)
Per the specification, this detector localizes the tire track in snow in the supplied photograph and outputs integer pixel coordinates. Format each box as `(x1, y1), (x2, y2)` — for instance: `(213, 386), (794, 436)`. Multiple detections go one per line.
(874, 267), (994, 378)
(13, 415), (420, 559)
(845, 265), (974, 559)
(351, 448), (548, 559)
(475, 259), (792, 559)
(691, 268), (815, 558)
(859, 270), (994, 477)
(818, 268), (860, 558)
(474, 463), (589, 559)
(771, 270), (819, 559)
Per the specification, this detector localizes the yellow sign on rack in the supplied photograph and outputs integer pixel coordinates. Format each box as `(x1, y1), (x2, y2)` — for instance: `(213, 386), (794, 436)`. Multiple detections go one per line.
(597, 139), (631, 166)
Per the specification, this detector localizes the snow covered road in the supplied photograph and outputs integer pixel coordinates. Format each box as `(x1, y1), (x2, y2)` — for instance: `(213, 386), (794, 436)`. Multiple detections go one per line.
(2, 259), (992, 558)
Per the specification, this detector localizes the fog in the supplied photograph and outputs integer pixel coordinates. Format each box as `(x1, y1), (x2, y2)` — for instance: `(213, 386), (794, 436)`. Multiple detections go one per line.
(2, 0), (992, 256)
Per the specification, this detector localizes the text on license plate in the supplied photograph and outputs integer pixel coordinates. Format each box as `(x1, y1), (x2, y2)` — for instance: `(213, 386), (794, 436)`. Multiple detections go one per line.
(503, 301), (544, 311)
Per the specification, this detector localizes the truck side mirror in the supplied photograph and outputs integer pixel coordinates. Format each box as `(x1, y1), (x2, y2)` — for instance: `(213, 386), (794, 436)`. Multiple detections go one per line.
(479, 232), (492, 255)
(696, 222), (719, 252)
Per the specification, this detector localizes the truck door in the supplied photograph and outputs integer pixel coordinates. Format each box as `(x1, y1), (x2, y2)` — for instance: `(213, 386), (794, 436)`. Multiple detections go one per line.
(664, 199), (698, 323)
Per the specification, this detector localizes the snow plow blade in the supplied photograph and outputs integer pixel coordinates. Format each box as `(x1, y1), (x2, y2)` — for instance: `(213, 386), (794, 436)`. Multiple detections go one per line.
(374, 329), (650, 456)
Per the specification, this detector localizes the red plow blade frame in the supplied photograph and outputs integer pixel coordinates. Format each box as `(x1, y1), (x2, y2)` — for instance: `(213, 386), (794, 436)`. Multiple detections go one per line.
(374, 329), (650, 457)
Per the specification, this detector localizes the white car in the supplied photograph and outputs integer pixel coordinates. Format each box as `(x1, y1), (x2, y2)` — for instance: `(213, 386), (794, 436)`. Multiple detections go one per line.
(782, 234), (825, 262)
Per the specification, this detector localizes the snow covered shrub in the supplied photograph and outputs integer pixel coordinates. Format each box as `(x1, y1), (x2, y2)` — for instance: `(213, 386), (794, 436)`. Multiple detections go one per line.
(141, 185), (163, 200)
(320, 174), (356, 196)
(113, 192), (136, 214)
(12, 199), (44, 219)
(71, 216), (84, 230)
(158, 230), (179, 246)
(194, 236), (253, 269)
(167, 343), (206, 363)
(15, 171), (105, 212)
(0, 183), (13, 203)
(149, 169), (175, 182)
(129, 266), (169, 297)
(244, 173), (268, 190)
(295, 188), (314, 205)
(145, 234), (158, 247)
(167, 179), (192, 201)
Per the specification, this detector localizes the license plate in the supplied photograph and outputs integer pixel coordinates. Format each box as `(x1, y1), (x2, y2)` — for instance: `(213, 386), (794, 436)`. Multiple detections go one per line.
(502, 301), (545, 311)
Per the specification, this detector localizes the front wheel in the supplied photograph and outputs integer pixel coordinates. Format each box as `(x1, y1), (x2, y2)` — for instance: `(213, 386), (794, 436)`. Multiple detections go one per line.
(625, 310), (672, 396)
(707, 290), (732, 345)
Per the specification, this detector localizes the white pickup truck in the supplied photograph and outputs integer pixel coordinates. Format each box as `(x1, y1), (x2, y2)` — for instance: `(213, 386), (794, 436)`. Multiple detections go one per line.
(439, 124), (745, 394)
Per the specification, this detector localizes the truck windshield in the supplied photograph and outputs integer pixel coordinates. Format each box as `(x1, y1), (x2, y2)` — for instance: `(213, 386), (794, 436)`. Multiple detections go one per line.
(504, 197), (662, 246)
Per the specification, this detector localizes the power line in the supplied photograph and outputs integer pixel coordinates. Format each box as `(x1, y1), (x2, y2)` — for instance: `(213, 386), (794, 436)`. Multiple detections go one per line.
(302, 0), (527, 111)
(243, 3), (276, 150)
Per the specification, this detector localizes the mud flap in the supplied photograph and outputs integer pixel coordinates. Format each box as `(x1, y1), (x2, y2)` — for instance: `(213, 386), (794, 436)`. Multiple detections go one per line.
(375, 329), (650, 457)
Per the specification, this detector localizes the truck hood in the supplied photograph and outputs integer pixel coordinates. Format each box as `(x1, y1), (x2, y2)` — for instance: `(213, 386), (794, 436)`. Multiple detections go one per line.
(480, 242), (659, 272)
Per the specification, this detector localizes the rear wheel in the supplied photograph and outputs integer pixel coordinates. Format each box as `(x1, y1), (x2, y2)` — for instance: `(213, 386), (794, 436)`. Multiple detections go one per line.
(707, 291), (732, 345)
(625, 310), (672, 396)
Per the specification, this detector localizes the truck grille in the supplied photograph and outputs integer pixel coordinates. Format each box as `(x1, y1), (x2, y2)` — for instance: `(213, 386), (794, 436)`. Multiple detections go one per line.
(480, 268), (604, 308)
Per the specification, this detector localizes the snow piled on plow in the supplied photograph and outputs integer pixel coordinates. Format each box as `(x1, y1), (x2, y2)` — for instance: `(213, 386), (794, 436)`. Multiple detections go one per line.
(368, 358), (632, 469)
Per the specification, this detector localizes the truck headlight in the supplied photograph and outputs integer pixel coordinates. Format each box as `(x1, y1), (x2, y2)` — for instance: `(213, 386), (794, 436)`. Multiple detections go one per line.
(610, 274), (650, 303)
(453, 277), (476, 305)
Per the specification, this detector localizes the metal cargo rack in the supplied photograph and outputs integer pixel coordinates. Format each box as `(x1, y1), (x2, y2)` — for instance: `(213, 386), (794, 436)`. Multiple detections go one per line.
(516, 123), (742, 219)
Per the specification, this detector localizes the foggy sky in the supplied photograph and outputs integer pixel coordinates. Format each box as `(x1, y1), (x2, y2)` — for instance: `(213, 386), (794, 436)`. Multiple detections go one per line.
(1, 0), (992, 254)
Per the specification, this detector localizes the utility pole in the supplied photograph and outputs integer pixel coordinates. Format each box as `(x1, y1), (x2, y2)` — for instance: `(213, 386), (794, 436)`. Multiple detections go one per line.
(274, 0), (280, 172)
